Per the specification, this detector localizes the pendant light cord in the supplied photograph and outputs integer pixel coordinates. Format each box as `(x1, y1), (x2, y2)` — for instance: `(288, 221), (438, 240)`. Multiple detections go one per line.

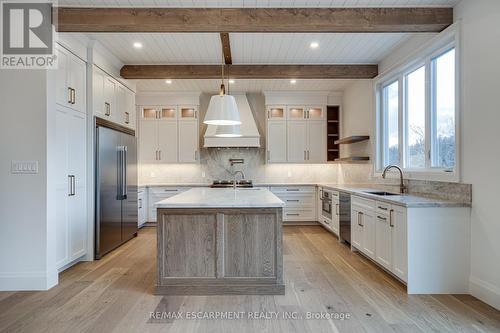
(220, 53), (225, 96)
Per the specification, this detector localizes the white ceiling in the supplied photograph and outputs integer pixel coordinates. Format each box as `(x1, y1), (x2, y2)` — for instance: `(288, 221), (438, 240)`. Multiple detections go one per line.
(135, 79), (356, 93)
(86, 32), (411, 65)
(59, 0), (460, 8)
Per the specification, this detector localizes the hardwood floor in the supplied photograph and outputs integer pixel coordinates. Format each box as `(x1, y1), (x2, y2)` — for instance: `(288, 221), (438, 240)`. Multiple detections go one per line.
(1, 226), (499, 333)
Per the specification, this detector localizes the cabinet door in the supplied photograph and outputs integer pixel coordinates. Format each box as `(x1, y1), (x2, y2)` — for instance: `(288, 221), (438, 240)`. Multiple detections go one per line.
(179, 106), (198, 121)
(306, 106), (325, 120)
(361, 210), (376, 260)
(331, 196), (340, 235)
(287, 121), (308, 162)
(68, 111), (87, 260)
(138, 190), (146, 227)
(93, 67), (105, 118)
(55, 107), (70, 268)
(307, 121), (326, 163)
(351, 207), (363, 250)
(55, 46), (70, 108)
(267, 121), (287, 163)
(267, 105), (286, 120)
(391, 206), (407, 282)
(103, 77), (116, 120)
(125, 90), (136, 130)
(158, 121), (178, 163)
(115, 84), (127, 126)
(139, 120), (158, 163)
(287, 106), (306, 120)
(375, 214), (392, 270)
(178, 120), (198, 163)
(68, 55), (86, 114)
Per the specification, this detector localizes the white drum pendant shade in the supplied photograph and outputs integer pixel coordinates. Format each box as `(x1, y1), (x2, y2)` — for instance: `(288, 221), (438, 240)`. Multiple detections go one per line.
(215, 125), (242, 137)
(204, 94), (241, 126)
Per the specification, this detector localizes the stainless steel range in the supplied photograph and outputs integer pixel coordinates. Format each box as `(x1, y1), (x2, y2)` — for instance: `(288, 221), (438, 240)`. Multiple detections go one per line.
(210, 180), (254, 188)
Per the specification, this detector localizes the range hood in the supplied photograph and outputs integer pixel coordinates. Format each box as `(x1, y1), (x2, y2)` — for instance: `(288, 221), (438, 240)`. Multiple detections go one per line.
(204, 94), (261, 147)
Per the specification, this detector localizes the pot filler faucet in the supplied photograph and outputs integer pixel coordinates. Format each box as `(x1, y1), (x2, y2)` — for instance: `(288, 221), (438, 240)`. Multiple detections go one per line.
(382, 165), (407, 194)
(232, 170), (245, 190)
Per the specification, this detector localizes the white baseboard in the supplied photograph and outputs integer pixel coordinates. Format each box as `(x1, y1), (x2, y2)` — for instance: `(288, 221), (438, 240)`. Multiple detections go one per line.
(469, 276), (500, 310)
(0, 270), (58, 291)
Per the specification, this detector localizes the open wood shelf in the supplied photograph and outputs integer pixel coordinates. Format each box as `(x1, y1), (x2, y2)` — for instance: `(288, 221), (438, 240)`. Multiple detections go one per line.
(334, 156), (370, 162)
(326, 106), (340, 162)
(334, 135), (370, 145)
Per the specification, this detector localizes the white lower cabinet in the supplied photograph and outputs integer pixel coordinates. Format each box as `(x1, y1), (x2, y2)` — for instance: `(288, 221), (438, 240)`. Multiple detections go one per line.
(270, 186), (316, 223)
(317, 187), (340, 236)
(147, 187), (190, 222)
(390, 205), (407, 282)
(55, 106), (87, 270)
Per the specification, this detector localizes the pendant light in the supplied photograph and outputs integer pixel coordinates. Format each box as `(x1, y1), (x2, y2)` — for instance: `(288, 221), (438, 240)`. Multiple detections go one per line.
(203, 56), (241, 126)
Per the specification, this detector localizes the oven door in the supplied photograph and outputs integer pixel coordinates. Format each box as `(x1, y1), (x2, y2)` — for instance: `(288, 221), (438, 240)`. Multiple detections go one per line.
(322, 194), (332, 219)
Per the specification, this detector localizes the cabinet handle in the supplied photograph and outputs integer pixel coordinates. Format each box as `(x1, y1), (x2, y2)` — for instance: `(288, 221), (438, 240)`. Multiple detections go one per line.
(377, 215), (387, 221)
(304, 151), (306, 160)
(378, 206), (388, 211)
(155, 150), (158, 160)
(358, 212), (364, 226)
(156, 110), (160, 119)
(68, 87), (72, 104)
(105, 102), (110, 116)
(286, 189), (299, 192)
(336, 203), (339, 216)
(286, 199), (300, 202)
(68, 175), (72, 196)
(319, 189), (324, 200)
(68, 175), (75, 196)
(138, 198), (142, 209)
(158, 150), (161, 160)
(71, 88), (76, 104)
(307, 150), (310, 160)
(195, 110), (198, 119)
(286, 213), (300, 216)
(125, 112), (130, 124)
(389, 209), (394, 228)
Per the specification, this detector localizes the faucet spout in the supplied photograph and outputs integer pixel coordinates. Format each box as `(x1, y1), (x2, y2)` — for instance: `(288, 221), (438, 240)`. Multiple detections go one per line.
(232, 170), (245, 190)
(382, 165), (406, 194)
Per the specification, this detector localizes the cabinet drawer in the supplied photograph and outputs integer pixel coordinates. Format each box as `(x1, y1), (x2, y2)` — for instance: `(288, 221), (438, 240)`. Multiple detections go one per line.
(283, 208), (315, 221)
(352, 196), (376, 211)
(270, 186), (315, 194)
(275, 194), (315, 208)
(376, 201), (391, 216)
(149, 187), (184, 195)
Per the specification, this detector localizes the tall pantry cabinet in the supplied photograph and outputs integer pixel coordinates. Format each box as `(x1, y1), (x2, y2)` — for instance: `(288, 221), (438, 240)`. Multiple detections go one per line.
(54, 44), (88, 270)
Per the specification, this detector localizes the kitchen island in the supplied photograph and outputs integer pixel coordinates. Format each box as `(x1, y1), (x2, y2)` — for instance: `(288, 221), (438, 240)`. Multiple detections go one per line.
(155, 188), (285, 295)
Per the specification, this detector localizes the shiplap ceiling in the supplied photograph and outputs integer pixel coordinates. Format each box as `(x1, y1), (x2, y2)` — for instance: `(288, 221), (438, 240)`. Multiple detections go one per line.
(136, 79), (356, 93)
(87, 32), (411, 64)
(59, 0), (460, 8)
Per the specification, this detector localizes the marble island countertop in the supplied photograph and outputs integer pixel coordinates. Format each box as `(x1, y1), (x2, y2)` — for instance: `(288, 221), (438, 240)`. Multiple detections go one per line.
(318, 184), (470, 208)
(156, 187), (285, 208)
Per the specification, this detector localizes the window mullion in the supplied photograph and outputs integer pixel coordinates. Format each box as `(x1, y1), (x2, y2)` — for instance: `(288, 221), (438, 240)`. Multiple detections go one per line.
(398, 76), (404, 168)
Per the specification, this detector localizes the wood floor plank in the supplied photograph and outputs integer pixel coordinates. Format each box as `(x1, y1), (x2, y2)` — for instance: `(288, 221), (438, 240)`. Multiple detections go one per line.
(1, 225), (499, 333)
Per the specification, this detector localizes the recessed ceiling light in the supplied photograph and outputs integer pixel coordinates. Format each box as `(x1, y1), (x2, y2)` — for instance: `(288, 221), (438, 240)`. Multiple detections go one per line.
(290, 79), (297, 84)
(133, 42), (143, 49)
(310, 42), (319, 49)
(165, 79), (172, 84)
(229, 79), (235, 84)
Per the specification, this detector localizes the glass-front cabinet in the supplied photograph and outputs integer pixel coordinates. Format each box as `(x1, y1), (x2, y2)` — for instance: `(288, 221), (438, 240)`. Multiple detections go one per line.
(267, 105), (286, 120)
(179, 106), (198, 120)
(287, 106), (306, 120)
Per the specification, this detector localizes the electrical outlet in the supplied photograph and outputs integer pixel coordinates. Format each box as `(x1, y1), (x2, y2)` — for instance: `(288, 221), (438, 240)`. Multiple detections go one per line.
(11, 160), (38, 174)
(202, 171), (206, 178)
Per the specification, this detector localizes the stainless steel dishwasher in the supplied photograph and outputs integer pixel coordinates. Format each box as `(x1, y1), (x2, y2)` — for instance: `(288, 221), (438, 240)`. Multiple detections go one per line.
(338, 192), (351, 244)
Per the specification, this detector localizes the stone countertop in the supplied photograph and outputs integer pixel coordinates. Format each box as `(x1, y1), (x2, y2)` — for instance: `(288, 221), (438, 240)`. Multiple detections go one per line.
(156, 188), (285, 209)
(318, 184), (470, 208)
(140, 183), (210, 187)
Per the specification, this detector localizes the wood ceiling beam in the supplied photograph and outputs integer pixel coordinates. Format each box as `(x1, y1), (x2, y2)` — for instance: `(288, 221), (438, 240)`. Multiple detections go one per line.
(220, 33), (232, 65)
(53, 7), (453, 33)
(120, 65), (378, 80)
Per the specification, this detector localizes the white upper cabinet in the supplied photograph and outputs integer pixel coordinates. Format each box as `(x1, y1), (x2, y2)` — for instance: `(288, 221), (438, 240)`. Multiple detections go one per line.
(266, 103), (327, 164)
(267, 121), (287, 163)
(55, 45), (86, 114)
(92, 65), (136, 131)
(139, 105), (199, 164)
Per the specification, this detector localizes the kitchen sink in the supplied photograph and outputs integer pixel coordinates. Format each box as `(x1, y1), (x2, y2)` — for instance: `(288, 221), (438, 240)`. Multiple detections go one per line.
(362, 191), (400, 196)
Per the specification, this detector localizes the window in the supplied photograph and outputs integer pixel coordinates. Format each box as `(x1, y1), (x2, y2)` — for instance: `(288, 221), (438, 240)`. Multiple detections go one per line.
(382, 81), (399, 166)
(377, 43), (457, 178)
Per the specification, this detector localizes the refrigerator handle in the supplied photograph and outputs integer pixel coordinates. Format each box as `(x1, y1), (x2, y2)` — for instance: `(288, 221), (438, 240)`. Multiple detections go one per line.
(117, 147), (123, 200)
(123, 146), (128, 199)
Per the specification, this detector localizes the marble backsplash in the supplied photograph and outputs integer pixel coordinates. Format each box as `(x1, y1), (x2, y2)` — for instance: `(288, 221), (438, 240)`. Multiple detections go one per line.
(139, 148), (339, 185)
(140, 149), (471, 204)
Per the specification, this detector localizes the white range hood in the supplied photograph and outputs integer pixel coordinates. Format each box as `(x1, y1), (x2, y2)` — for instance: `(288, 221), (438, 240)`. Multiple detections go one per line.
(204, 94), (261, 147)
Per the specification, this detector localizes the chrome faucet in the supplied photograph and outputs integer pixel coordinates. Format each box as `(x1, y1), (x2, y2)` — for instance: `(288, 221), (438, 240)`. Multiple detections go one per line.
(382, 165), (407, 194)
(232, 170), (245, 190)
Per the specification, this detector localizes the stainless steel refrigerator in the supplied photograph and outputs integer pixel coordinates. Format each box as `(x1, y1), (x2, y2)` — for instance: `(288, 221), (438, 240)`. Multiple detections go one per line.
(95, 125), (138, 259)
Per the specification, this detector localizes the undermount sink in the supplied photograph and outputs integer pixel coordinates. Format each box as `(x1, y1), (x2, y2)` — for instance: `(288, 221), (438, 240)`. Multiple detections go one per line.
(362, 191), (400, 196)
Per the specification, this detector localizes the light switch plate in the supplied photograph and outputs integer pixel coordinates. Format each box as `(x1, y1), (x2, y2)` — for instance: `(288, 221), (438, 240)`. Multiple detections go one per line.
(11, 160), (38, 174)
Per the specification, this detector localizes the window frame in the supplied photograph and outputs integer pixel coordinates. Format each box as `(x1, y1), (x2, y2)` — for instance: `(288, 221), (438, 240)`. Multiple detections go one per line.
(375, 26), (460, 182)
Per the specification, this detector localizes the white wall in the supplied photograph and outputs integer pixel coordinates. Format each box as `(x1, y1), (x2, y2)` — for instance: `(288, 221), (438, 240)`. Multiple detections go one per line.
(454, 0), (500, 310)
(340, 80), (374, 160)
(0, 70), (57, 290)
